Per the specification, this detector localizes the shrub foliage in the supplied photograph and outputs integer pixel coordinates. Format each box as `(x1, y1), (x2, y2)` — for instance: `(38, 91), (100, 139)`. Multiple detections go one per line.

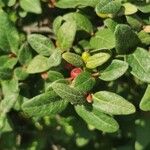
(0, 0), (150, 149)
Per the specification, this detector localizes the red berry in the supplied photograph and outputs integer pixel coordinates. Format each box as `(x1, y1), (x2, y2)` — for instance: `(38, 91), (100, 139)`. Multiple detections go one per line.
(70, 68), (82, 79)
(86, 94), (93, 103)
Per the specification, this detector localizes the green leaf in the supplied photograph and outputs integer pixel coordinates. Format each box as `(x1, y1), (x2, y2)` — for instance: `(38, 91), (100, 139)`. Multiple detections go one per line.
(90, 28), (115, 50)
(73, 72), (95, 93)
(0, 10), (19, 53)
(75, 105), (119, 133)
(62, 52), (84, 67)
(86, 52), (111, 69)
(123, 3), (138, 15)
(46, 79), (70, 91)
(18, 43), (32, 65)
(126, 47), (150, 83)
(99, 59), (128, 81)
(140, 85), (150, 111)
(0, 55), (17, 69)
(22, 91), (68, 117)
(126, 15), (143, 31)
(14, 67), (29, 81)
(104, 18), (119, 32)
(57, 21), (77, 51)
(136, 2), (150, 13)
(55, 0), (99, 8)
(115, 24), (140, 54)
(138, 31), (150, 45)
(28, 34), (55, 56)
(0, 79), (19, 116)
(0, 116), (12, 133)
(95, 0), (121, 15)
(48, 49), (62, 68)
(20, 0), (42, 14)
(53, 16), (63, 35)
(7, 0), (16, 7)
(26, 55), (50, 74)
(135, 117), (150, 150)
(46, 71), (64, 82)
(93, 91), (136, 115)
(52, 83), (85, 105)
(0, 68), (13, 80)
(63, 12), (93, 34)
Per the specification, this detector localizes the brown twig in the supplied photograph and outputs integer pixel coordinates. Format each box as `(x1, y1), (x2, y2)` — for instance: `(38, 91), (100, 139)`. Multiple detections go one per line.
(23, 25), (53, 35)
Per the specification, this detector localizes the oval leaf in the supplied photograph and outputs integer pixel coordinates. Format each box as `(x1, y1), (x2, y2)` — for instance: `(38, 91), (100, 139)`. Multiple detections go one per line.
(95, 0), (121, 15)
(86, 52), (111, 69)
(63, 12), (93, 34)
(0, 68), (13, 80)
(27, 55), (50, 74)
(93, 91), (136, 115)
(126, 47), (150, 83)
(90, 28), (115, 50)
(0, 10), (20, 53)
(52, 83), (85, 105)
(55, 0), (99, 8)
(115, 24), (140, 54)
(99, 59), (128, 81)
(123, 3), (138, 15)
(140, 85), (150, 111)
(62, 52), (84, 67)
(48, 49), (62, 68)
(73, 71), (95, 93)
(22, 91), (68, 117)
(20, 0), (42, 14)
(75, 105), (119, 133)
(28, 34), (55, 56)
(57, 21), (77, 51)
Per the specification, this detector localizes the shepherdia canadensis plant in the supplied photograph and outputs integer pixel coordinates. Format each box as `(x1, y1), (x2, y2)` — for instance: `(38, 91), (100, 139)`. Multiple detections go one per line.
(0, 0), (150, 149)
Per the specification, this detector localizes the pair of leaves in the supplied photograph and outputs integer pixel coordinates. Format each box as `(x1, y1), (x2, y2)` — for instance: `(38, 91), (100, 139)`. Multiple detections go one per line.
(75, 90), (135, 133)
